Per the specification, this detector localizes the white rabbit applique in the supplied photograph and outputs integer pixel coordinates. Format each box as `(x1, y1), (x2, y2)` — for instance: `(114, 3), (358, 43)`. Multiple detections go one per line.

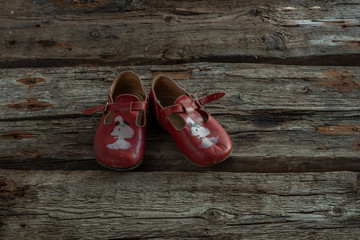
(107, 116), (134, 150)
(186, 117), (218, 148)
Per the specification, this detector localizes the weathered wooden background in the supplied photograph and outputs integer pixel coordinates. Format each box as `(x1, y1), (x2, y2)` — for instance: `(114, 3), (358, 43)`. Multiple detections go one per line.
(0, 0), (359, 239)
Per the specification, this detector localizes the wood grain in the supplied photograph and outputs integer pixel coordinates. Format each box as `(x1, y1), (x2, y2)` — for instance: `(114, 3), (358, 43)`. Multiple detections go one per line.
(0, 0), (359, 67)
(0, 63), (359, 171)
(1, 1), (359, 238)
(1, 63), (360, 119)
(0, 170), (359, 239)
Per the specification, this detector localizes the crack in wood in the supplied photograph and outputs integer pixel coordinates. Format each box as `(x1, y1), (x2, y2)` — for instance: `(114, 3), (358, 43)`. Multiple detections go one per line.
(236, 110), (315, 127)
(226, 219), (298, 226)
(1, 54), (360, 69)
(54, 0), (111, 8)
(1, 131), (37, 140)
(0, 113), (87, 122)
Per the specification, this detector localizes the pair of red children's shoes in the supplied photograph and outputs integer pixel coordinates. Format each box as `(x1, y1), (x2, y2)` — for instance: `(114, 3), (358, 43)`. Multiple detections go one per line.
(83, 71), (232, 170)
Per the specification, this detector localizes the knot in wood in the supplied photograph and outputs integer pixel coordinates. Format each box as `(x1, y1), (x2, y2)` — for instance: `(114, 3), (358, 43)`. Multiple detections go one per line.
(37, 40), (56, 47)
(0, 178), (29, 203)
(328, 206), (345, 217)
(16, 76), (45, 88)
(249, 9), (262, 16)
(201, 208), (235, 222)
(202, 208), (222, 221)
(90, 31), (99, 38)
(164, 16), (172, 22)
(1, 131), (36, 140)
(263, 34), (286, 50)
(6, 40), (17, 45)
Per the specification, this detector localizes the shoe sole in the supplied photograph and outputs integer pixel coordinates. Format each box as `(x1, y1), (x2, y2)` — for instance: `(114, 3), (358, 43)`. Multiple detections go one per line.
(183, 150), (232, 167)
(95, 157), (143, 171)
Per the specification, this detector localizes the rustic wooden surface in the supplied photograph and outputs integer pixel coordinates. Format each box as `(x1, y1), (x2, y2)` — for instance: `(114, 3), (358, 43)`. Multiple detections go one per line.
(1, 63), (359, 171)
(1, 0), (360, 238)
(1, 170), (360, 239)
(0, 0), (359, 68)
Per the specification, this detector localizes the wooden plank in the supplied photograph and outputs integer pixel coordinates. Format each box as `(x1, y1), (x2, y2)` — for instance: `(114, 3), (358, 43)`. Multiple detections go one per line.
(0, 112), (359, 171)
(0, 0), (359, 67)
(0, 63), (359, 171)
(0, 170), (359, 239)
(1, 63), (359, 119)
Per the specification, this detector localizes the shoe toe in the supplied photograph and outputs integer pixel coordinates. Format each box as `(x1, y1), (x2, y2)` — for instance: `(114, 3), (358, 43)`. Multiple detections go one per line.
(176, 116), (232, 166)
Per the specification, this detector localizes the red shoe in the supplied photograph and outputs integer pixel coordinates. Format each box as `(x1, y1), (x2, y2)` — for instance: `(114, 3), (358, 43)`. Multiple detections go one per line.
(82, 71), (148, 170)
(150, 75), (232, 166)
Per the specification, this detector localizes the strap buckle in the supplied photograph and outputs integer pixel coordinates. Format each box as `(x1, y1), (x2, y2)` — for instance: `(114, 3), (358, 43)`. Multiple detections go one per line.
(190, 93), (202, 108)
(104, 102), (109, 112)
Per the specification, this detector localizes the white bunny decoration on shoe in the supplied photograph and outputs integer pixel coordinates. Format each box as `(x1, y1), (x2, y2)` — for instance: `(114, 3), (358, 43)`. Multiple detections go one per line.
(107, 116), (134, 150)
(186, 117), (218, 148)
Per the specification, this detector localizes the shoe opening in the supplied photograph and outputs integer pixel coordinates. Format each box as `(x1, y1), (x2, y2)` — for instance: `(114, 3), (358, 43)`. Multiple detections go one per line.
(106, 71), (146, 126)
(153, 75), (186, 130)
(111, 71), (146, 101)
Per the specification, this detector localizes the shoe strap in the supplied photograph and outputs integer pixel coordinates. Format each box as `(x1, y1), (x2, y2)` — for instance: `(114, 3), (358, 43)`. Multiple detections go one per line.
(130, 101), (148, 111)
(160, 92), (225, 118)
(196, 92), (225, 106)
(160, 104), (184, 119)
(82, 104), (105, 114)
(82, 101), (147, 114)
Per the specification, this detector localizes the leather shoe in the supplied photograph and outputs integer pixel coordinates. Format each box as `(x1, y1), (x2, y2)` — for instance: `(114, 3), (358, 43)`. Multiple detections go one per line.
(150, 74), (232, 166)
(82, 71), (148, 170)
